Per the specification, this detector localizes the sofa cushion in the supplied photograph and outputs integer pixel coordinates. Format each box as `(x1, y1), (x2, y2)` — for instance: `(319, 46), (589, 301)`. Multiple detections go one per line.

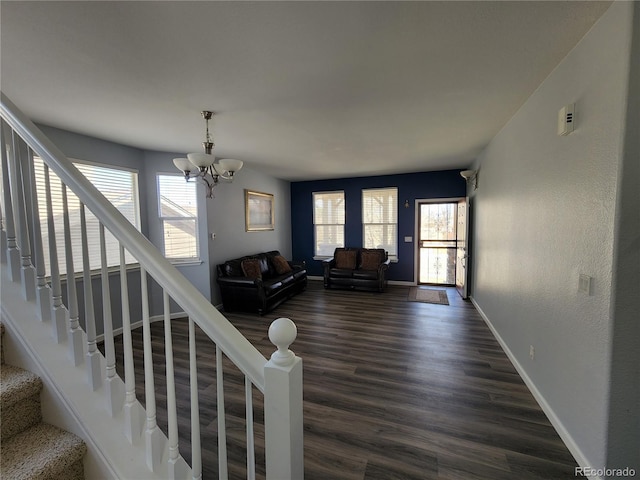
(335, 249), (357, 269)
(241, 259), (263, 279)
(271, 255), (292, 275)
(329, 268), (354, 279)
(353, 269), (379, 280)
(360, 249), (384, 270)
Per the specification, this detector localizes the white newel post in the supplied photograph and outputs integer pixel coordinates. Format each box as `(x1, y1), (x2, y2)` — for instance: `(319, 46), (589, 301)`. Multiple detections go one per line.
(264, 318), (304, 480)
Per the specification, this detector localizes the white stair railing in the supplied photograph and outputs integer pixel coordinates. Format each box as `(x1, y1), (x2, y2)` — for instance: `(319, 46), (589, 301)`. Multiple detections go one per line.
(0, 92), (304, 479)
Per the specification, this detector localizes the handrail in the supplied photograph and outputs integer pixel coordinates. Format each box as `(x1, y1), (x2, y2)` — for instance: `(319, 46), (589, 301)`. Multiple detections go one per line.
(0, 92), (268, 391)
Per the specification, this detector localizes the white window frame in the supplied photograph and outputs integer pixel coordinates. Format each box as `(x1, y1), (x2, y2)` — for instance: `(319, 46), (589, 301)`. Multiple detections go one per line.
(313, 190), (345, 259)
(157, 173), (200, 263)
(33, 157), (141, 276)
(362, 187), (398, 260)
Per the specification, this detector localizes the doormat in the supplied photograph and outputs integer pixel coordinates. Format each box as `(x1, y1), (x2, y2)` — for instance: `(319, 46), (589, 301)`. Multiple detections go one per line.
(407, 287), (449, 305)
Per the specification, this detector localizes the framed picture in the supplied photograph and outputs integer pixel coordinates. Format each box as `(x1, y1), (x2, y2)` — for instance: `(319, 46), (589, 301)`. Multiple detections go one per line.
(245, 190), (275, 231)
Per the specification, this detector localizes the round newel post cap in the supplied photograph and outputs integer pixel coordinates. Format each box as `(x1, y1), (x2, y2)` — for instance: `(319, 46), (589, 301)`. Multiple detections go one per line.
(269, 318), (297, 366)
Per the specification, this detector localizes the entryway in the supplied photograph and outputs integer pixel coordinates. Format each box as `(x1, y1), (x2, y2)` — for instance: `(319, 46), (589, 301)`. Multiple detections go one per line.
(416, 198), (469, 298)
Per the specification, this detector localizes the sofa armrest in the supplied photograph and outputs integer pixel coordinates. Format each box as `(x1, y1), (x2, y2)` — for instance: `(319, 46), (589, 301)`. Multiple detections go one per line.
(289, 259), (306, 270)
(322, 257), (336, 268)
(377, 260), (390, 275)
(217, 276), (262, 288)
(322, 257), (335, 287)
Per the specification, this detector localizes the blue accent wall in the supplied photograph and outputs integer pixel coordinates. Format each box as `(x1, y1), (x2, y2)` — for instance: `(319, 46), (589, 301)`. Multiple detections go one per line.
(291, 169), (466, 281)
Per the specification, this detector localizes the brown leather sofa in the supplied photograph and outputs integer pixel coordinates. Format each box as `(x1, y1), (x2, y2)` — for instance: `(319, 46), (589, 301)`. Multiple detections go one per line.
(216, 250), (307, 315)
(323, 247), (390, 292)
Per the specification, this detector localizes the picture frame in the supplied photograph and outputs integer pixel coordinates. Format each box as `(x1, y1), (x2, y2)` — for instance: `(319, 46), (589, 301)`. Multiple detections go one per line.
(245, 190), (275, 231)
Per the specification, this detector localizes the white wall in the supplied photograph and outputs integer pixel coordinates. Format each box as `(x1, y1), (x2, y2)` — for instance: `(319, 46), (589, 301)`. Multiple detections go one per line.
(470, 2), (636, 471)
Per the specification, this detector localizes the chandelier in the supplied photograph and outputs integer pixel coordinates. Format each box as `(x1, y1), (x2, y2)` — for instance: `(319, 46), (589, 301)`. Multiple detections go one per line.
(173, 111), (244, 198)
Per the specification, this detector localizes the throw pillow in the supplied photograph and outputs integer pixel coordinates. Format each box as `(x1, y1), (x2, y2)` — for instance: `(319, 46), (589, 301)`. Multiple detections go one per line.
(360, 250), (383, 270)
(272, 255), (292, 275)
(241, 259), (262, 279)
(335, 249), (357, 269)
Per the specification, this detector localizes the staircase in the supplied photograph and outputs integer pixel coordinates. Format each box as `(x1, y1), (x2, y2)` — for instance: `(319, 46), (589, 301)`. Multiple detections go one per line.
(1, 323), (87, 479)
(1, 92), (304, 478)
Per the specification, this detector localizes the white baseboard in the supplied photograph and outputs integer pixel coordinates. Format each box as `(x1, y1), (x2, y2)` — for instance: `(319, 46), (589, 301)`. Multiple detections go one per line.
(469, 296), (600, 480)
(306, 276), (414, 287)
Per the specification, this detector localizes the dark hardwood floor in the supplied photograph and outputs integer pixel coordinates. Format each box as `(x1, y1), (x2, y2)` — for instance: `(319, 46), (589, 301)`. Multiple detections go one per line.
(105, 280), (578, 479)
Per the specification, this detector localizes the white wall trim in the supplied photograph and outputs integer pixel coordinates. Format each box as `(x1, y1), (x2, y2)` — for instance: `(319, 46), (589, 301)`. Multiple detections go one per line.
(469, 296), (601, 480)
(388, 280), (415, 286)
(308, 275), (413, 286)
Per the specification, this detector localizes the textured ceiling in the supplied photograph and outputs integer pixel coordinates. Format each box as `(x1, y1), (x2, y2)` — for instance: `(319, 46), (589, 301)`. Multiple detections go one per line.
(1, 1), (611, 181)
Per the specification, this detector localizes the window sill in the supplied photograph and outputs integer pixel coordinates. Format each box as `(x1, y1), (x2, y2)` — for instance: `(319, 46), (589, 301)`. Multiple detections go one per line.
(170, 259), (203, 267)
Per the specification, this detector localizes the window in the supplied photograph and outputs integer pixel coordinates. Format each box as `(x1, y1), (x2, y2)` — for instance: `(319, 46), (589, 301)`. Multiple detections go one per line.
(313, 191), (345, 257)
(157, 174), (199, 261)
(33, 157), (141, 275)
(362, 187), (398, 259)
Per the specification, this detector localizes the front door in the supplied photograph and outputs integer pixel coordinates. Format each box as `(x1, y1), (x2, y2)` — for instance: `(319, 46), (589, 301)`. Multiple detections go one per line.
(455, 198), (470, 299)
(417, 202), (457, 285)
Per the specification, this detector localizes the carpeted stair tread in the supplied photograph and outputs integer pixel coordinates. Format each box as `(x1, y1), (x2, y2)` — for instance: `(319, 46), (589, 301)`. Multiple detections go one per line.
(1, 423), (87, 480)
(0, 364), (42, 409)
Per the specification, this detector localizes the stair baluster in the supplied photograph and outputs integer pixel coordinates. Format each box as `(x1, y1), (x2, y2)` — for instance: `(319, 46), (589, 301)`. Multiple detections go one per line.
(121, 244), (143, 442)
(80, 203), (102, 390)
(24, 146), (52, 323)
(217, 345), (229, 480)
(61, 183), (83, 365)
(245, 376), (256, 480)
(163, 290), (188, 479)
(9, 129), (36, 300)
(100, 222), (123, 415)
(0, 121), (19, 274)
(189, 317), (203, 480)
(2, 123), (21, 281)
(140, 266), (165, 470)
(42, 164), (67, 342)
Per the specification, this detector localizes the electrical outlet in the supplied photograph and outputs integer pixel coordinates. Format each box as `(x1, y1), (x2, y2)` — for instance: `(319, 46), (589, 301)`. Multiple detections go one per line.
(529, 345), (535, 360)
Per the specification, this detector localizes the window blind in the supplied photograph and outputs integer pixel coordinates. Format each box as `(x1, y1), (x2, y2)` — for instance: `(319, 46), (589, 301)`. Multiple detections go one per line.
(362, 187), (398, 257)
(33, 157), (140, 275)
(157, 174), (199, 261)
(313, 191), (345, 257)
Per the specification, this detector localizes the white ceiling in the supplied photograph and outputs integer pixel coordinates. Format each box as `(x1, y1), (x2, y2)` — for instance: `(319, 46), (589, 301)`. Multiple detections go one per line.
(1, 1), (611, 181)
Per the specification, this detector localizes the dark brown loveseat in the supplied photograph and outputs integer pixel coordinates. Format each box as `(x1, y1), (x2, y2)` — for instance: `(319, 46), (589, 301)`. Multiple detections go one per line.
(216, 250), (307, 315)
(323, 247), (390, 292)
